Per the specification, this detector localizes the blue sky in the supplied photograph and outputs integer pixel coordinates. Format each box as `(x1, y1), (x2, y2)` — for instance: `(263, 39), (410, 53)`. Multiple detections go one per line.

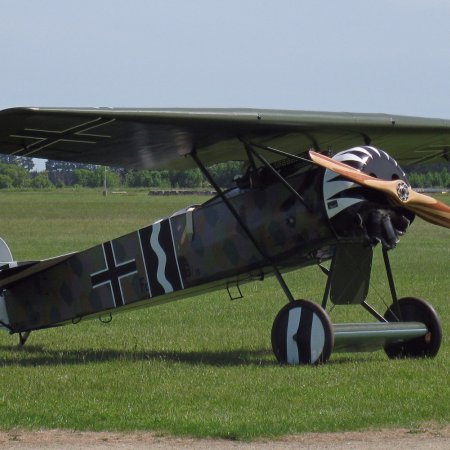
(2, 0), (449, 119)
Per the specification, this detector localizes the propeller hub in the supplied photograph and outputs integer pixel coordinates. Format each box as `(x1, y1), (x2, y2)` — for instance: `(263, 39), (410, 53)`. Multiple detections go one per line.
(396, 181), (410, 202)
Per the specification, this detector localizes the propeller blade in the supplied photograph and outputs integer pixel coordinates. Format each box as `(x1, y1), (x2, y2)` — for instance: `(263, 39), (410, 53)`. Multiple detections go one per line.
(309, 150), (450, 229)
(407, 205), (450, 228)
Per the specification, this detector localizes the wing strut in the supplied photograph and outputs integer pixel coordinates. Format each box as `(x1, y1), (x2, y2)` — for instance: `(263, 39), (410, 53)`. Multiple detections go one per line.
(247, 141), (314, 166)
(244, 143), (312, 213)
(191, 151), (296, 304)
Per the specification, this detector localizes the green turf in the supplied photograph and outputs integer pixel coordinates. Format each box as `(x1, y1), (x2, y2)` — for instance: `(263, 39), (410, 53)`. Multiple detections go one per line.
(0, 189), (448, 439)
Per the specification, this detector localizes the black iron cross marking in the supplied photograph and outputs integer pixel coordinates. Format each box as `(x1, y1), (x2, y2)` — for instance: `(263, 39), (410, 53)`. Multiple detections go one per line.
(10, 117), (115, 157)
(90, 241), (137, 307)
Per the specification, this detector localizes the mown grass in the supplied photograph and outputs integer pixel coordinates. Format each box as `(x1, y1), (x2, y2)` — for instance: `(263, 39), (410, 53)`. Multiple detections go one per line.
(0, 189), (448, 439)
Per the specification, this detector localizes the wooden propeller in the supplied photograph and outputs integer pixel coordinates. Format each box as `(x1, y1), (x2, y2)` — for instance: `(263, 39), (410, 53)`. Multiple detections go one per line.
(309, 150), (450, 229)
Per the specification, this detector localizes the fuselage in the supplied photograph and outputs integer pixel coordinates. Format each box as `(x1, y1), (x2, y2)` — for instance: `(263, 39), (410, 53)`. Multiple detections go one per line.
(2, 166), (338, 332)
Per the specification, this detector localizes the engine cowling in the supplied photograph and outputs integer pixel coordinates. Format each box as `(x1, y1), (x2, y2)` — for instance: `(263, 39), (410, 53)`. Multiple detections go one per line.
(322, 146), (414, 249)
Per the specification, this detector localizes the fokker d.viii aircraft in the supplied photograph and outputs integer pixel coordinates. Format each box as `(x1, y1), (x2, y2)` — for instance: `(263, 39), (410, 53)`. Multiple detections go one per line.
(0, 107), (449, 364)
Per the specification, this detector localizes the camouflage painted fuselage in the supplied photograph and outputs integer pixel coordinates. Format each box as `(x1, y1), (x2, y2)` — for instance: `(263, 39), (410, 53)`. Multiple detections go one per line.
(2, 168), (337, 332)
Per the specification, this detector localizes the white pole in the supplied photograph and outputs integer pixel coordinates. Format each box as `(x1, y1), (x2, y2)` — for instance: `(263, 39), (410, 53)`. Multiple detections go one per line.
(103, 166), (107, 196)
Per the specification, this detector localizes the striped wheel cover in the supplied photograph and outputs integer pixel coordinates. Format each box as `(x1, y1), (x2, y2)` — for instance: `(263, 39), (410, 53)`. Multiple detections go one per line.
(272, 300), (334, 365)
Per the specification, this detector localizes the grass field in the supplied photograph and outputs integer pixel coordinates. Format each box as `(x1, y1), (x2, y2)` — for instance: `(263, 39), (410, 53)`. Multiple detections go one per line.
(0, 189), (448, 439)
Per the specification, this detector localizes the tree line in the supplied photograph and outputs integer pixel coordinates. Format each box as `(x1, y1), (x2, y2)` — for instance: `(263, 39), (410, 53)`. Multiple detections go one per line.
(0, 156), (243, 189)
(0, 155), (448, 189)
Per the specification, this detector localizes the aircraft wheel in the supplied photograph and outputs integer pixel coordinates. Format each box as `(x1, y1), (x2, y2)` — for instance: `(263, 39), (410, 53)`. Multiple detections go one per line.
(384, 297), (442, 359)
(271, 300), (334, 365)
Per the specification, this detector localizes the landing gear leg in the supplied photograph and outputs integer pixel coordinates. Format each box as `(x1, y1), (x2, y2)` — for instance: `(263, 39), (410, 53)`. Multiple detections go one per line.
(18, 331), (31, 348)
(382, 249), (442, 358)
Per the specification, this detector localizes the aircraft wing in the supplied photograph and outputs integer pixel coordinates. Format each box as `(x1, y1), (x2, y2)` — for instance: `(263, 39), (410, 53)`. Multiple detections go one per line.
(0, 107), (449, 169)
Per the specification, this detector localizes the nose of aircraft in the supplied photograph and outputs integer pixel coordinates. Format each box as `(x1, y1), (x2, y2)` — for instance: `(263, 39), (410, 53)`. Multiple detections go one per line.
(310, 149), (450, 229)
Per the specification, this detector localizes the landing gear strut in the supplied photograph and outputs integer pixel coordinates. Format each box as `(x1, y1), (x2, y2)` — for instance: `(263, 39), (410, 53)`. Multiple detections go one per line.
(18, 331), (31, 347)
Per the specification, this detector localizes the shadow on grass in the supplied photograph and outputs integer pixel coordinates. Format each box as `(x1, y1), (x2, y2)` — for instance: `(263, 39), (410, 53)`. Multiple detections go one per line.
(0, 344), (278, 367)
(0, 344), (375, 367)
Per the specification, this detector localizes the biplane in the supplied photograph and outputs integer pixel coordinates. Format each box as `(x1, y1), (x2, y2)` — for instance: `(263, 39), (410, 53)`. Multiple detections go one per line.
(0, 107), (449, 364)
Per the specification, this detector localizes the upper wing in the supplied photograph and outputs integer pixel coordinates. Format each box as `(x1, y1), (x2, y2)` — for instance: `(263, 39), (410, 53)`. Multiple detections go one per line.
(0, 107), (449, 170)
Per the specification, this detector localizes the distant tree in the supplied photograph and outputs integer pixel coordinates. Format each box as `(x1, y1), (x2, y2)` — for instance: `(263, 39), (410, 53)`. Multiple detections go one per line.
(73, 167), (120, 188)
(123, 163), (243, 189)
(0, 174), (13, 189)
(125, 170), (171, 188)
(104, 169), (120, 188)
(208, 161), (243, 188)
(108, 166), (129, 184)
(17, 156), (35, 172)
(0, 155), (17, 165)
(408, 173), (424, 188)
(439, 168), (450, 187)
(408, 168), (450, 188)
(0, 163), (29, 188)
(168, 169), (204, 188)
(126, 170), (160, 187)
(30, 172), (54, 189)
(46, 160), (98, 186)
(0, 155), (35, 171)
(73, 169), (92, 187)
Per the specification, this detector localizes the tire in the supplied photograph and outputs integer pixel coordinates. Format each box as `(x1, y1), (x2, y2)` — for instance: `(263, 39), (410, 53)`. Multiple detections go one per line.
(271, 300), (334, 365)
(384, 297), (442, 359)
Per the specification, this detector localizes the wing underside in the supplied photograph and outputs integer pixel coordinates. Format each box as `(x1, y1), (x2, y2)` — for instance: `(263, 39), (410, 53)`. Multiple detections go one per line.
(0, 107), (449, 169)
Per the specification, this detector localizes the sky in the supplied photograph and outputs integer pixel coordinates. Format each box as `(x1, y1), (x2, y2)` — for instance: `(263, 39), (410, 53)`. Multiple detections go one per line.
(1, 0), (450, 170)
(2, 0), (450, 117)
